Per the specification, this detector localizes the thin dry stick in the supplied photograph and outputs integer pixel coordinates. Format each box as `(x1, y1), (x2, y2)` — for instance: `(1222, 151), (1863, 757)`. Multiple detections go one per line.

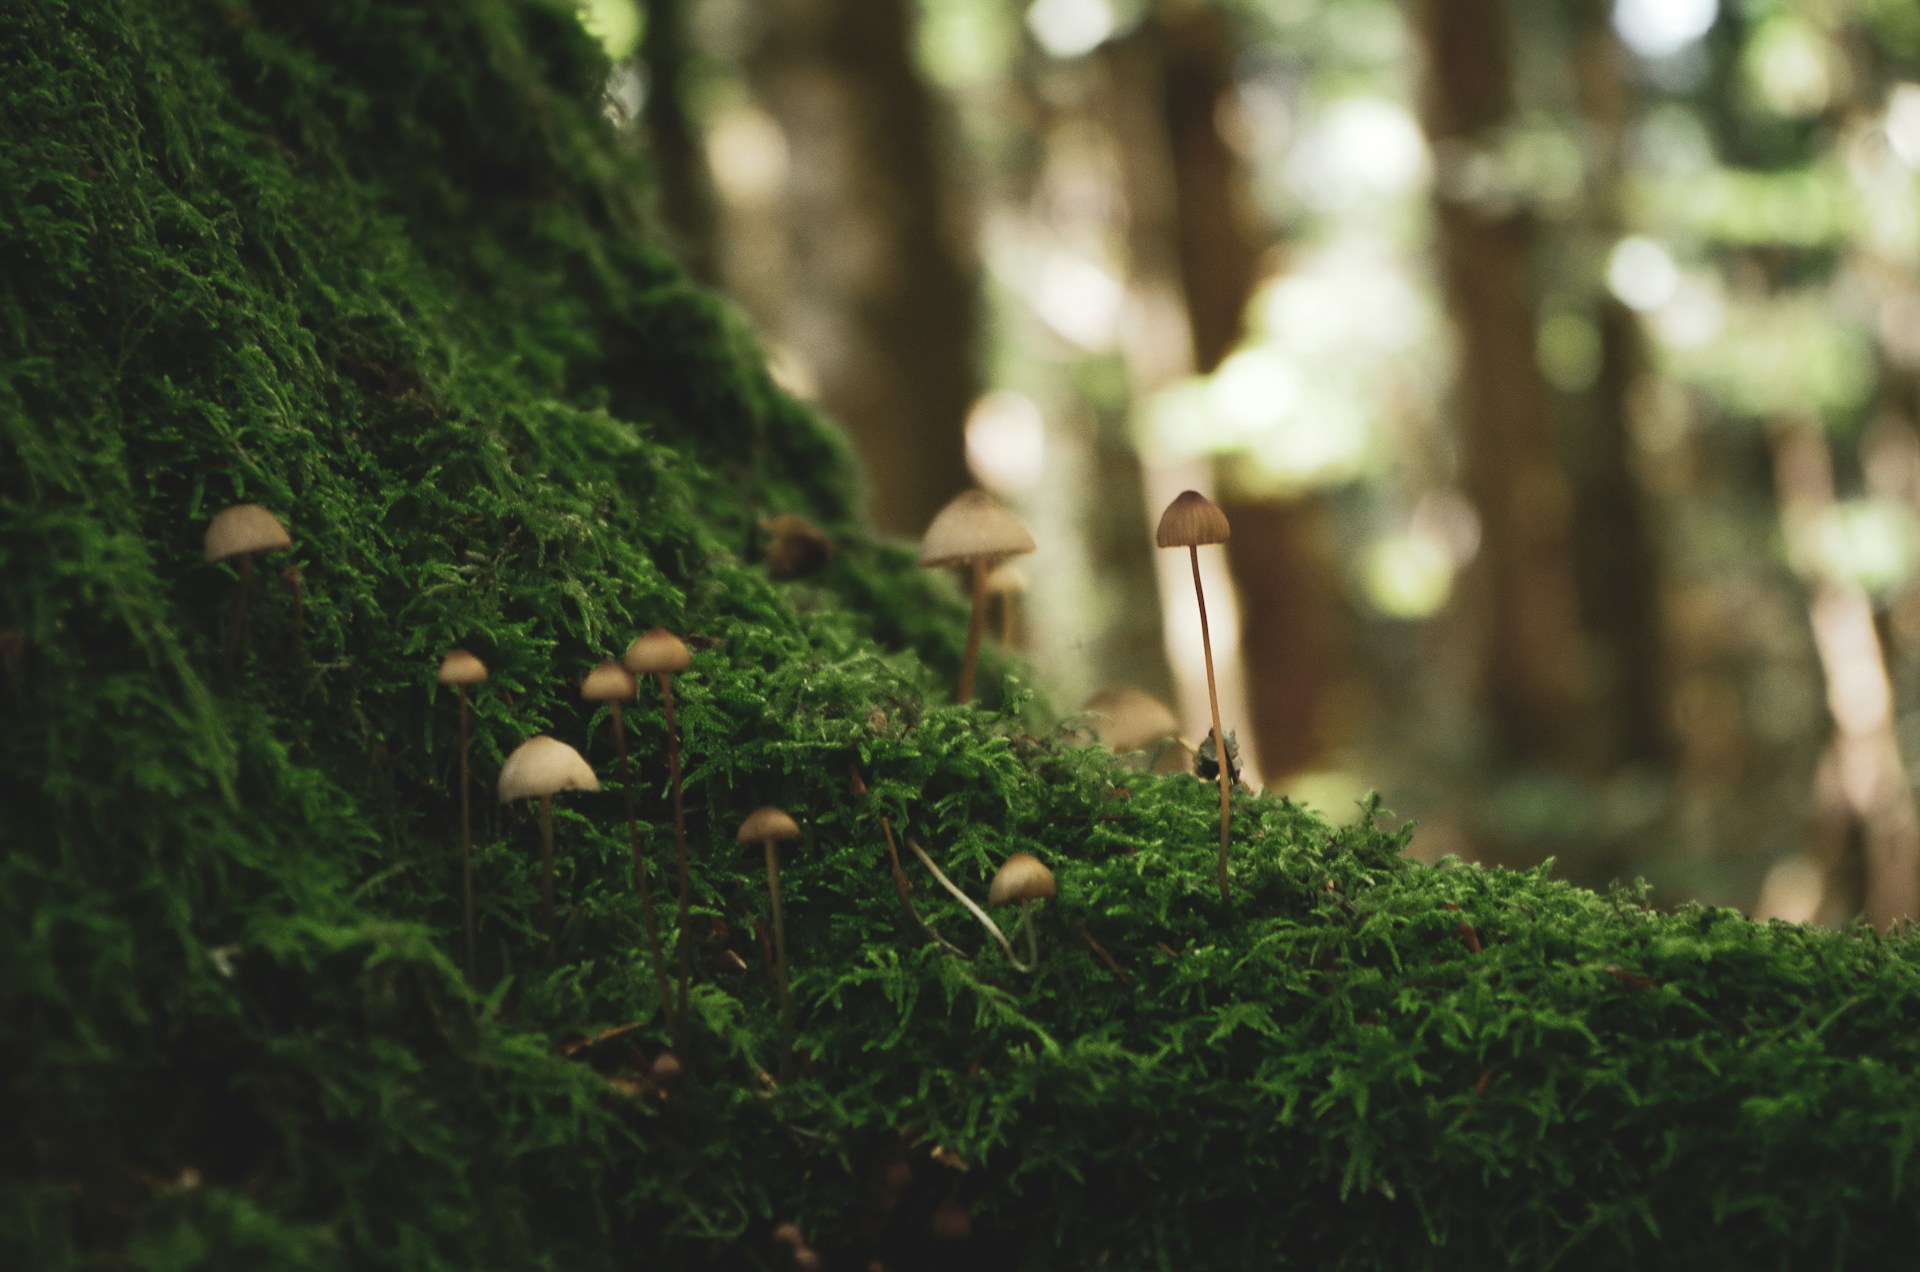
(905, 838), (1030, 972)
(660, 673), (693, 1044)
(614, 704), (672, 1026)
(1073, 921), (1131, 985)
(882, 817), (967, 956)
(956, 559), (989, 704)
(458, 684), (475, 977)
(1189, 545), (1234, 919)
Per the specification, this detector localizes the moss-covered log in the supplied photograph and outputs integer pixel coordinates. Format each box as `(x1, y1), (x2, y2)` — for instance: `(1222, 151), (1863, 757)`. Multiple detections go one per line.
(5, 2), (1920, 1268)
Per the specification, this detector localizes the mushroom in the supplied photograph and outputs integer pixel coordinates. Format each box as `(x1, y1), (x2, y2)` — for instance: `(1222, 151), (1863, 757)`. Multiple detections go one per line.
(917, 490), (1035, 704)
(438, 648), (489, 976)
(583, 660), (670, 1019)
(988, 853), (1055, 970)
(204, 503), (292, 670)
(625, 628), (695, 1045)
(1080, 686), (1180, 756)
(1156, 489), (1236, 917)
(756, 513), (834, 581)
(737, 805), (802, 1077)
(498, 735), (599, 957)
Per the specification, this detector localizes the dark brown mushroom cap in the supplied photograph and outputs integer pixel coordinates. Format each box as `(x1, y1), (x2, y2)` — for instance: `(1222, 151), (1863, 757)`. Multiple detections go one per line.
(204, 503), (292, 562)
(758, 513), (834, 581)
(988, 853), (1056, 905)
(623, 628), (692, 675)
(1154, 490), (1231, 548)
(498, 735), (599, 802)
(580, 660), (637, 703)
(917, 490), (1035, 567)
(437, 648), (490, 687)
(737, 805), (802, 844)
(1081, 686), (1179, 753)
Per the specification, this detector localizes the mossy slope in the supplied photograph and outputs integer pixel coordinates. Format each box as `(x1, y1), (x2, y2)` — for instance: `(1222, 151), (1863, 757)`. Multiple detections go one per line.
(4, 2), (1920, 1269)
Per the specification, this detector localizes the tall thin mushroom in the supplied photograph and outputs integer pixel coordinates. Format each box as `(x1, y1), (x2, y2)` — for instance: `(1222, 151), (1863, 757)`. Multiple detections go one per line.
(498, 735), (599, 959)
(917, 490), (1035, 704)
(1156, 490), (1236, 917)
(438, 648), (489, 975)
(583, 661), (670, 1020)
(737, 805), (803, 1079)
(204, 503), (292, 672)
(625, 629), (694, 1042)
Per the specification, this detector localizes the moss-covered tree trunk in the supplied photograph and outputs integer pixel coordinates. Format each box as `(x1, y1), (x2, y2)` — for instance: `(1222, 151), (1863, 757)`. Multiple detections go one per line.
(7, 4), (1920, 1270)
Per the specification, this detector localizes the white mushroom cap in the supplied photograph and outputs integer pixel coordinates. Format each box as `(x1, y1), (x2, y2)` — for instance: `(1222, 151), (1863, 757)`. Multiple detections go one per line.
(498, 735), (599, 803)
(204, 504), (292, 563)
(918, 491), (1035, 567)
(437, 648), (489, 686)
(988, 853), (1056, 905)
(623, 628), (692, 675)
(737, 805), (802, 844)
(1081, 687), (1179, 754)
(580, 660), (637, 702)
(1154, 490), (1230, 548)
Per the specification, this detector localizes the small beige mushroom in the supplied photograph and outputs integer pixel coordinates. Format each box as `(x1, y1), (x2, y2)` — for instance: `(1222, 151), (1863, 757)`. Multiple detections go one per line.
(625, 628), (694, 1046)
(205, 504), (292, 669)
(918, 490), (1035, 704)
(985, 561), (1026, 647)
(738, 806), (803, 1077)
(988, 853), (1055, 970)
(439, 648), (490, 976)
(1156, 489), (1235, 918)
(1080, 687), (1179, 756)
(499, 736), (599, 956)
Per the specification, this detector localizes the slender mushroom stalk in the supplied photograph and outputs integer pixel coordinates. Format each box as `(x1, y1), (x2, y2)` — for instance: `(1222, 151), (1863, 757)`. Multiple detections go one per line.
(583, 660), (670, 1020)
(1156, 490), (1236, 919)
(438, 648), (490, 976)
(988, 853), (1056, 969)
(625, 629), (694, 1046)
(917, 490), (1035, 705)
(737, 806), (803, 1079)
(204, 503), (292, 674)
(499, 736), (599, 960)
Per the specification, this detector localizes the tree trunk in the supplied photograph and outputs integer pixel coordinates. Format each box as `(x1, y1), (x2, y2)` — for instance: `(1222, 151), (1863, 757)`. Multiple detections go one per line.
(743, 0), (978, 536)
(1413, 0), (1597, 767)
(639, 0), (722, 284)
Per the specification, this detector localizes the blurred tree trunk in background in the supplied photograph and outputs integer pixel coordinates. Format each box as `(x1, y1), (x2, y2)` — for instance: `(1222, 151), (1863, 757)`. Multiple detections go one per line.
(1414, 0), (1599, 768)
(744, 0), (977, 536)
(640, 0), (721, 284)
(1565, 16), (1670, 767)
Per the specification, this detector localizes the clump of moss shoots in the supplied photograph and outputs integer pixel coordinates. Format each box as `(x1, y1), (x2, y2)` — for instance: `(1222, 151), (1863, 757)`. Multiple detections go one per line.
(5, 3), (1920, 1269)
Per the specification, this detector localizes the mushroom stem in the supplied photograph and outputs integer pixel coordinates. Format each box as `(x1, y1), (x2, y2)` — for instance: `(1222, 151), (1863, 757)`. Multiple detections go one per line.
(223, 552), (254, 673)
(659, 673), (692, 1042)
(458, 684), (475, 978)
(763, 837), (793, 1079)
(956, 558), (989, 705)
(1189, 545), (1234, 919)
(615, 704), (672, 1028)
(1020, 899), (1038, 968)
(539, 793), (557, 959)
(905, 838), (1033, 973)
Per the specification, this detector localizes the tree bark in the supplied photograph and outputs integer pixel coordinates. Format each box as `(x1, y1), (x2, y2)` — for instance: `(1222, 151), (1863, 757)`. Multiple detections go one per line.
(744, 0), (978, 536)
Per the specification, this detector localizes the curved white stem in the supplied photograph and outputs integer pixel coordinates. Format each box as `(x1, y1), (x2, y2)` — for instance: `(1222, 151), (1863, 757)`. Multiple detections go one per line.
(906, 839), (1034, 973)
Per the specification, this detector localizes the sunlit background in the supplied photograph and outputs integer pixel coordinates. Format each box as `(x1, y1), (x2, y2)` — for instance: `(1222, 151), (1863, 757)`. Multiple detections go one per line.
(584, 0), (1920, 925)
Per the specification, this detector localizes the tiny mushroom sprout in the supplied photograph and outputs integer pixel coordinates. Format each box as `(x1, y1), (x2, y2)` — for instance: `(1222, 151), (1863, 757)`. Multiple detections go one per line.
(499, 735), (599, 958)
(917, 489), (1035, 704)
(204, 503), (292, 669)
(988, 853), (1055, 971)
(625, 628), (695, 1045)
(738, 805), (803, 1078)
(757, 512), (834, 581)
(1155, 489), (1237, 918)
(438, 648), (489, 976)
(583, 660), (670, 1020)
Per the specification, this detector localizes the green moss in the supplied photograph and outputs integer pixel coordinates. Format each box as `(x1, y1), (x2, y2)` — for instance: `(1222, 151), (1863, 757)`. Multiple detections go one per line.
(5, 2), (1920, 1269)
